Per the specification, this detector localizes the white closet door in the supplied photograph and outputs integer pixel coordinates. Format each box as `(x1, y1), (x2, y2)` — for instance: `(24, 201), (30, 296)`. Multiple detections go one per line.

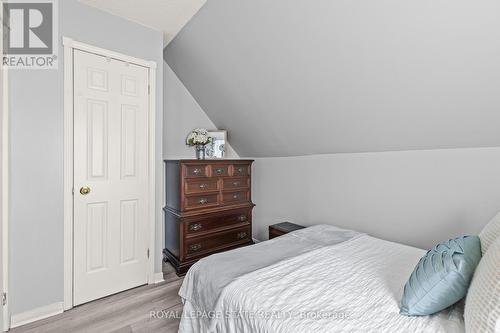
(73, 50), (150, 305)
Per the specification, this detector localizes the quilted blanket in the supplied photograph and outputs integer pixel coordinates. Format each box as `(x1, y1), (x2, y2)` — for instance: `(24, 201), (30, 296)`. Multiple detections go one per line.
(179, 231), (464, 333)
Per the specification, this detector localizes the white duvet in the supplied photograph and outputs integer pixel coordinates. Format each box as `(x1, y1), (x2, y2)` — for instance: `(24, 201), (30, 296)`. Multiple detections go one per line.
(179, 233), (465, 333)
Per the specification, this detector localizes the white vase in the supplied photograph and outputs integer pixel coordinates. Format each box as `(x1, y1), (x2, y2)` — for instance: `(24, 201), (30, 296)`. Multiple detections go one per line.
(195, 145), (205, 160)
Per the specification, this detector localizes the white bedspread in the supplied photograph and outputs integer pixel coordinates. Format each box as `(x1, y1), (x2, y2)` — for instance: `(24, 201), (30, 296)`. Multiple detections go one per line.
(179, 225), (362, 321)
(179, 231), (465, 333)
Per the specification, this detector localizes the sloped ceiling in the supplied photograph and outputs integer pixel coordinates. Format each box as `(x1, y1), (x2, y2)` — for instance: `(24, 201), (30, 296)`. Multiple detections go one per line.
(79, 0), (206, 45)
(165, 0), (500, 157)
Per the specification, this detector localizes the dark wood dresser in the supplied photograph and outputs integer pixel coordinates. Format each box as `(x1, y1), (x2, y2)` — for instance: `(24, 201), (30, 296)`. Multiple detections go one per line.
(164, 159), (255, 275)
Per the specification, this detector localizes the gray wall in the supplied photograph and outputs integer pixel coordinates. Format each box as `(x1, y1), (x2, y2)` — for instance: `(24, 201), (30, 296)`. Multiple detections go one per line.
(252, 147), (500, 249)
(163, 63), (239, 159)
(9, 0), (164, 315)
(165, 0), (500, 251)
(165, 0), (500, 157)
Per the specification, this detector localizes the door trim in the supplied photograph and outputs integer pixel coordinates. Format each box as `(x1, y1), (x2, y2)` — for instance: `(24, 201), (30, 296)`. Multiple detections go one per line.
(1, 0), (10, 327)
(1, 67), (8, 333)
(62, 37), (157, 310)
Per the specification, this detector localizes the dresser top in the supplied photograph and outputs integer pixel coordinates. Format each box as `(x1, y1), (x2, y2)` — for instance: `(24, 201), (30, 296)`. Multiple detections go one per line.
(165, 159), (254, 163)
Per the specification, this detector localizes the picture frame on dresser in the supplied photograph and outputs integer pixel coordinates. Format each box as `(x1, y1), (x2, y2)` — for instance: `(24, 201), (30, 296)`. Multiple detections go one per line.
(164, 159), (255, 275)
(205, 130), (227, 159)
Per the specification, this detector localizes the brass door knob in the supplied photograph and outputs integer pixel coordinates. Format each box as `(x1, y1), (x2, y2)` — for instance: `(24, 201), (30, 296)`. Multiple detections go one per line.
(80, 186), (91, 195)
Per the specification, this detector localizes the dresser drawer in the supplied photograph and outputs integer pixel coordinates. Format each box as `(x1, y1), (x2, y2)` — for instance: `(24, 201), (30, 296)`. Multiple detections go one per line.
(185, 209), (251, 235)
(222, 190), (250, 204)
(184, 193), (219, 210)
(184, 164), (209, 178)
(212, 165), (229, 177)
(185, 226), (251, 257)
(232, 164), (250, 177)
(222, 177), (249, 190)
(184, 178), (219, 194)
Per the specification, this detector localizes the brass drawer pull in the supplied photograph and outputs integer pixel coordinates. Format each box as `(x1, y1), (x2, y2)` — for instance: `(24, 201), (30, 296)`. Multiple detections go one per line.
(189, 223), (202, 231)
(232, 194), (239, 200)
(232, 181), (240, 187)
(189, 243), (202, 252)
(199, 183), (208, 189)
(215, 168), (224, 174)
(237, 232), (247, 239)
(237, 215), (247, 222)
(192, 168), (202, 175)
(198, 198), (208, 204)
(236, 167), (244, 173)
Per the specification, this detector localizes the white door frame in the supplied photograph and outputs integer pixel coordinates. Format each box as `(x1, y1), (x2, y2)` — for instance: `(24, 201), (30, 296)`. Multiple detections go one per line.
(62, 37), (157, 310)
(1, 67), (8, 333)
(1, 0), (10, 328)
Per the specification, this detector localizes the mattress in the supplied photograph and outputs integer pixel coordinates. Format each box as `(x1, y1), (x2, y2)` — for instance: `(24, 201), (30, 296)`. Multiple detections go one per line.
(178, 225), (465, 333)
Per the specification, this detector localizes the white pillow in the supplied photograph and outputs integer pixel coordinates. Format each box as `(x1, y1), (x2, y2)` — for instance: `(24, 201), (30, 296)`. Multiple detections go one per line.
(464, 237), (500, 333)
(479, 211), (500, 255)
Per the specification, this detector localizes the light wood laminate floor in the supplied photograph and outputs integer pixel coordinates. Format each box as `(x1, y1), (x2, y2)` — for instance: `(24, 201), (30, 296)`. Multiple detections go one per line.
(10, 263), (184, 333)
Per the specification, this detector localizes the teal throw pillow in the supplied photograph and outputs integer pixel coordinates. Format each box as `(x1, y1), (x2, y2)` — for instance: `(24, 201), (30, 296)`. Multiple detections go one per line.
(400, 235), (481, 316)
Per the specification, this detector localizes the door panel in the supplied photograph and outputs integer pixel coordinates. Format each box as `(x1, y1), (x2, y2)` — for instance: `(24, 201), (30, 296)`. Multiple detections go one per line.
(86, 202), (108, 272)
(120, 199), (138, 264)
(87, 100), (109, 179)
(120, 105), (138, 179)
(73, 50), (149, 306)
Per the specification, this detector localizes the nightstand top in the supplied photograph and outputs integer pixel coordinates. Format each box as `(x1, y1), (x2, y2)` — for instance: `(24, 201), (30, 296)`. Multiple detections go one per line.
(269, 222), (306, 233)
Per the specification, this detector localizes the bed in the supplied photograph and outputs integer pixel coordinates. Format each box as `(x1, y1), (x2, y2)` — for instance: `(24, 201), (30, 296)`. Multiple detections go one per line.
(178, 225), (465, 333)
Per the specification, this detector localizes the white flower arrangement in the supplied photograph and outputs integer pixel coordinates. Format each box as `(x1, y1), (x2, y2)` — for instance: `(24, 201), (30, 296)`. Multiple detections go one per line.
(186, 128), (212, 146)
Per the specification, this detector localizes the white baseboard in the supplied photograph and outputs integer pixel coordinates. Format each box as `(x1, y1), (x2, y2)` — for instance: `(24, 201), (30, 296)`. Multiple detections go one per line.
(151, 272), (164, 284)
(10, 302), (64, 328)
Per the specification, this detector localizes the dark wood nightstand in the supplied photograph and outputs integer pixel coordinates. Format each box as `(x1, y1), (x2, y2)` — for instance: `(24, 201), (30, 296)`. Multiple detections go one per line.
(269, 222), (306, 239)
